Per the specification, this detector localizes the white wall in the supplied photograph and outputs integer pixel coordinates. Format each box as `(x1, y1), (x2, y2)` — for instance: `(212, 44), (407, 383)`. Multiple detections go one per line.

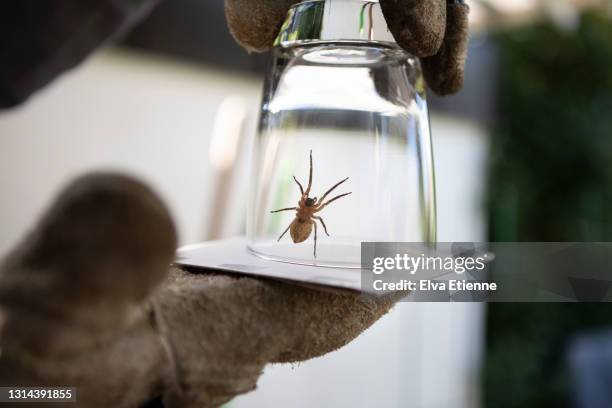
(0, 48), (262, 258)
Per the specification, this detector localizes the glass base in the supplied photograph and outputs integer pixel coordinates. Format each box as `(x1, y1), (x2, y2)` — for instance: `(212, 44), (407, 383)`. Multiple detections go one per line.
(247, 240), (361, 269)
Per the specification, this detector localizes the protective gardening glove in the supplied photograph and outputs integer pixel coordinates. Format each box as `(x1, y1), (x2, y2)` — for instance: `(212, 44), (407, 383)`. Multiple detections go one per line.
(0, 0), (468, 108)
(225, 0), (470, 95)
(0, 173), (404, 407)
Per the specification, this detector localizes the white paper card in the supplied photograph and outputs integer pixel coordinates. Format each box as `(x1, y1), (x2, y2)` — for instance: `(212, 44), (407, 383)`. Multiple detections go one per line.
(174, 237), (374, 293)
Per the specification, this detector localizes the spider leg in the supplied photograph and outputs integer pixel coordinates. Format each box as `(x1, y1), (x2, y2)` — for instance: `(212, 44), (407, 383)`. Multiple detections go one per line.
(305, 150), (313, 195)
(293, 176), (304, 195)
(270, 207), (297, 213)
(312, 219), (318, 258)
(315, 192), (352, 212)
(277, 222), (292, 242)
(313, 216), (330, 236)
(316, 177), (349, 206)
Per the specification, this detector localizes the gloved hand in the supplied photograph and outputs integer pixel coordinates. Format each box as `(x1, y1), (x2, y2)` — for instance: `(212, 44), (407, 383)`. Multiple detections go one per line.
(0, 0), (468, 108)
(0, 2), (450, 404)
(0, 174), (404, 407)
(225, 0), (470, 95)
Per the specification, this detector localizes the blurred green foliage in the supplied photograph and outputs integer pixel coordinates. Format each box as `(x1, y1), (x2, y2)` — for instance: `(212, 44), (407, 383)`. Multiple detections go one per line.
(485, 9), (612, 407)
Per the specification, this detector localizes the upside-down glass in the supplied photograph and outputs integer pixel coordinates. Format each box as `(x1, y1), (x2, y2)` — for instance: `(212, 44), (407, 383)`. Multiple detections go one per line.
(247, 0), (436, 268)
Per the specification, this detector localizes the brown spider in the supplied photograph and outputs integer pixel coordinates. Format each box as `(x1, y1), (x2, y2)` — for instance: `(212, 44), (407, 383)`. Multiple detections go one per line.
(270, 150), (351, 258)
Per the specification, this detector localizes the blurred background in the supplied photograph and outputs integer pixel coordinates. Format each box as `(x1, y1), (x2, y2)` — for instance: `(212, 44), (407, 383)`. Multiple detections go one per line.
(0, 0), (611, 407)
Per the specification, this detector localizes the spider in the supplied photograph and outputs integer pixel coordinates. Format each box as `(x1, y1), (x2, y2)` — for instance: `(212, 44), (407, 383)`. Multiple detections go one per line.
(270, 150), (351, 258)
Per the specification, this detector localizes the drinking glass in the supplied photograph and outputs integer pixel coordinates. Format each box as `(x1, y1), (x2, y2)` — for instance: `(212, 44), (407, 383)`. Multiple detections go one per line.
(247, 0), (436, 268)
